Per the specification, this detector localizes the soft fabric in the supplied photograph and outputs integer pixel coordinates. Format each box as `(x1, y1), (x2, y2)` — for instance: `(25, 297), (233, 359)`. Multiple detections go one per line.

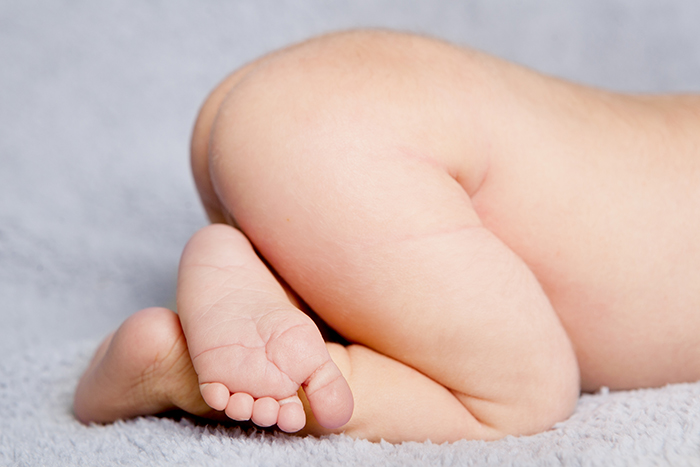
(2, 341), (700, 465)
(2, 1), (700, 465)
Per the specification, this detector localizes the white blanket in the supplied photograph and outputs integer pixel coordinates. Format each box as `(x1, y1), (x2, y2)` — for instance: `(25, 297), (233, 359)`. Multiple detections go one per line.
(2, 341), (699, 465)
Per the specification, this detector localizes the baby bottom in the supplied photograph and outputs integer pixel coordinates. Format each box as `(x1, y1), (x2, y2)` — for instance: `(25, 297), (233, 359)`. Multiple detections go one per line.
(74, 30), (580, 443)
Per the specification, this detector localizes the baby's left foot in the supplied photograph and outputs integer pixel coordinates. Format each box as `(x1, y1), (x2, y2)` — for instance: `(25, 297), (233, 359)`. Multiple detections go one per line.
(74, 307), (218, 424)
(176, 224), (353, 432)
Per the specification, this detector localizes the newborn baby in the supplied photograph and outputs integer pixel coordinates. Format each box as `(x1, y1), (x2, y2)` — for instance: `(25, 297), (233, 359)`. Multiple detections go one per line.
(73, 30), (700, 443)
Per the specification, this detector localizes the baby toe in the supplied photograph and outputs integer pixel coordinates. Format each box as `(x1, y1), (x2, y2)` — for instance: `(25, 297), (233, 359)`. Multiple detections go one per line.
(276, 396), (306, 433)
(225, 392), (254, 421)
(199, 382), (230, 411)
(251, 397), (280, 427)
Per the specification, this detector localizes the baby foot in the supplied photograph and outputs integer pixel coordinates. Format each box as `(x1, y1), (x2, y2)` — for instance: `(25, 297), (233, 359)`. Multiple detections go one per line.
(177, 224), (353, 432)
(192, 307), (346, 432)
(74, 307), (218, 424)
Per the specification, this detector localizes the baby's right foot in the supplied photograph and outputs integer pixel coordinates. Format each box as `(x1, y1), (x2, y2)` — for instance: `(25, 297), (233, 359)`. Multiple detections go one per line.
(176, 224), (353, 432)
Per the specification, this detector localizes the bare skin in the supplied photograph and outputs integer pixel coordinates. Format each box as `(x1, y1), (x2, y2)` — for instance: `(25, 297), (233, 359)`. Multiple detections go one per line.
(74, 30), (700, 443)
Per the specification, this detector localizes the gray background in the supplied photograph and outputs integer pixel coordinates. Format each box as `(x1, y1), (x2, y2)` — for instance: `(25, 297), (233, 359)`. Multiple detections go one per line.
(1, 1), (700, 465)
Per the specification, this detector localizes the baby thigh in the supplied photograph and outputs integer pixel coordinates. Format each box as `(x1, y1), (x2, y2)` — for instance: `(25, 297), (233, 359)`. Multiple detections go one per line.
(208, 47), (579, 438)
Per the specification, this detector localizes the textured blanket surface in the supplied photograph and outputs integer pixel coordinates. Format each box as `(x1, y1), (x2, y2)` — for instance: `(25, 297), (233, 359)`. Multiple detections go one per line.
(2, 341), (700, 466)
(2, 1), (700, 465)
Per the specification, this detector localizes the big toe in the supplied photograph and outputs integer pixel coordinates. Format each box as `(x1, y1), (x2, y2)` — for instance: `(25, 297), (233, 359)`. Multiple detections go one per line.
(303, 361), (354, 429)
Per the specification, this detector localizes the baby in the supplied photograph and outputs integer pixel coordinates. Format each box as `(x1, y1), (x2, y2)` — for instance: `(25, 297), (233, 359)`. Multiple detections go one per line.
(73, 30), (700, 443)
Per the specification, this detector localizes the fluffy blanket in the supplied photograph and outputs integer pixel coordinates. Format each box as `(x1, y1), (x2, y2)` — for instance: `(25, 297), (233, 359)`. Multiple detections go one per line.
(2, 341), (700, 465)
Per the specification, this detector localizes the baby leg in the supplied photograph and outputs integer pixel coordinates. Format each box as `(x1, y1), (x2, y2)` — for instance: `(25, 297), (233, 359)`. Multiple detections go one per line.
(202, 31), (580, 438)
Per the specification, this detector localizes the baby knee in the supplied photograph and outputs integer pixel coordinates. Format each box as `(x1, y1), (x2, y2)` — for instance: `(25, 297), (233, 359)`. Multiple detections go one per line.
(484, 362), (580, 437)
